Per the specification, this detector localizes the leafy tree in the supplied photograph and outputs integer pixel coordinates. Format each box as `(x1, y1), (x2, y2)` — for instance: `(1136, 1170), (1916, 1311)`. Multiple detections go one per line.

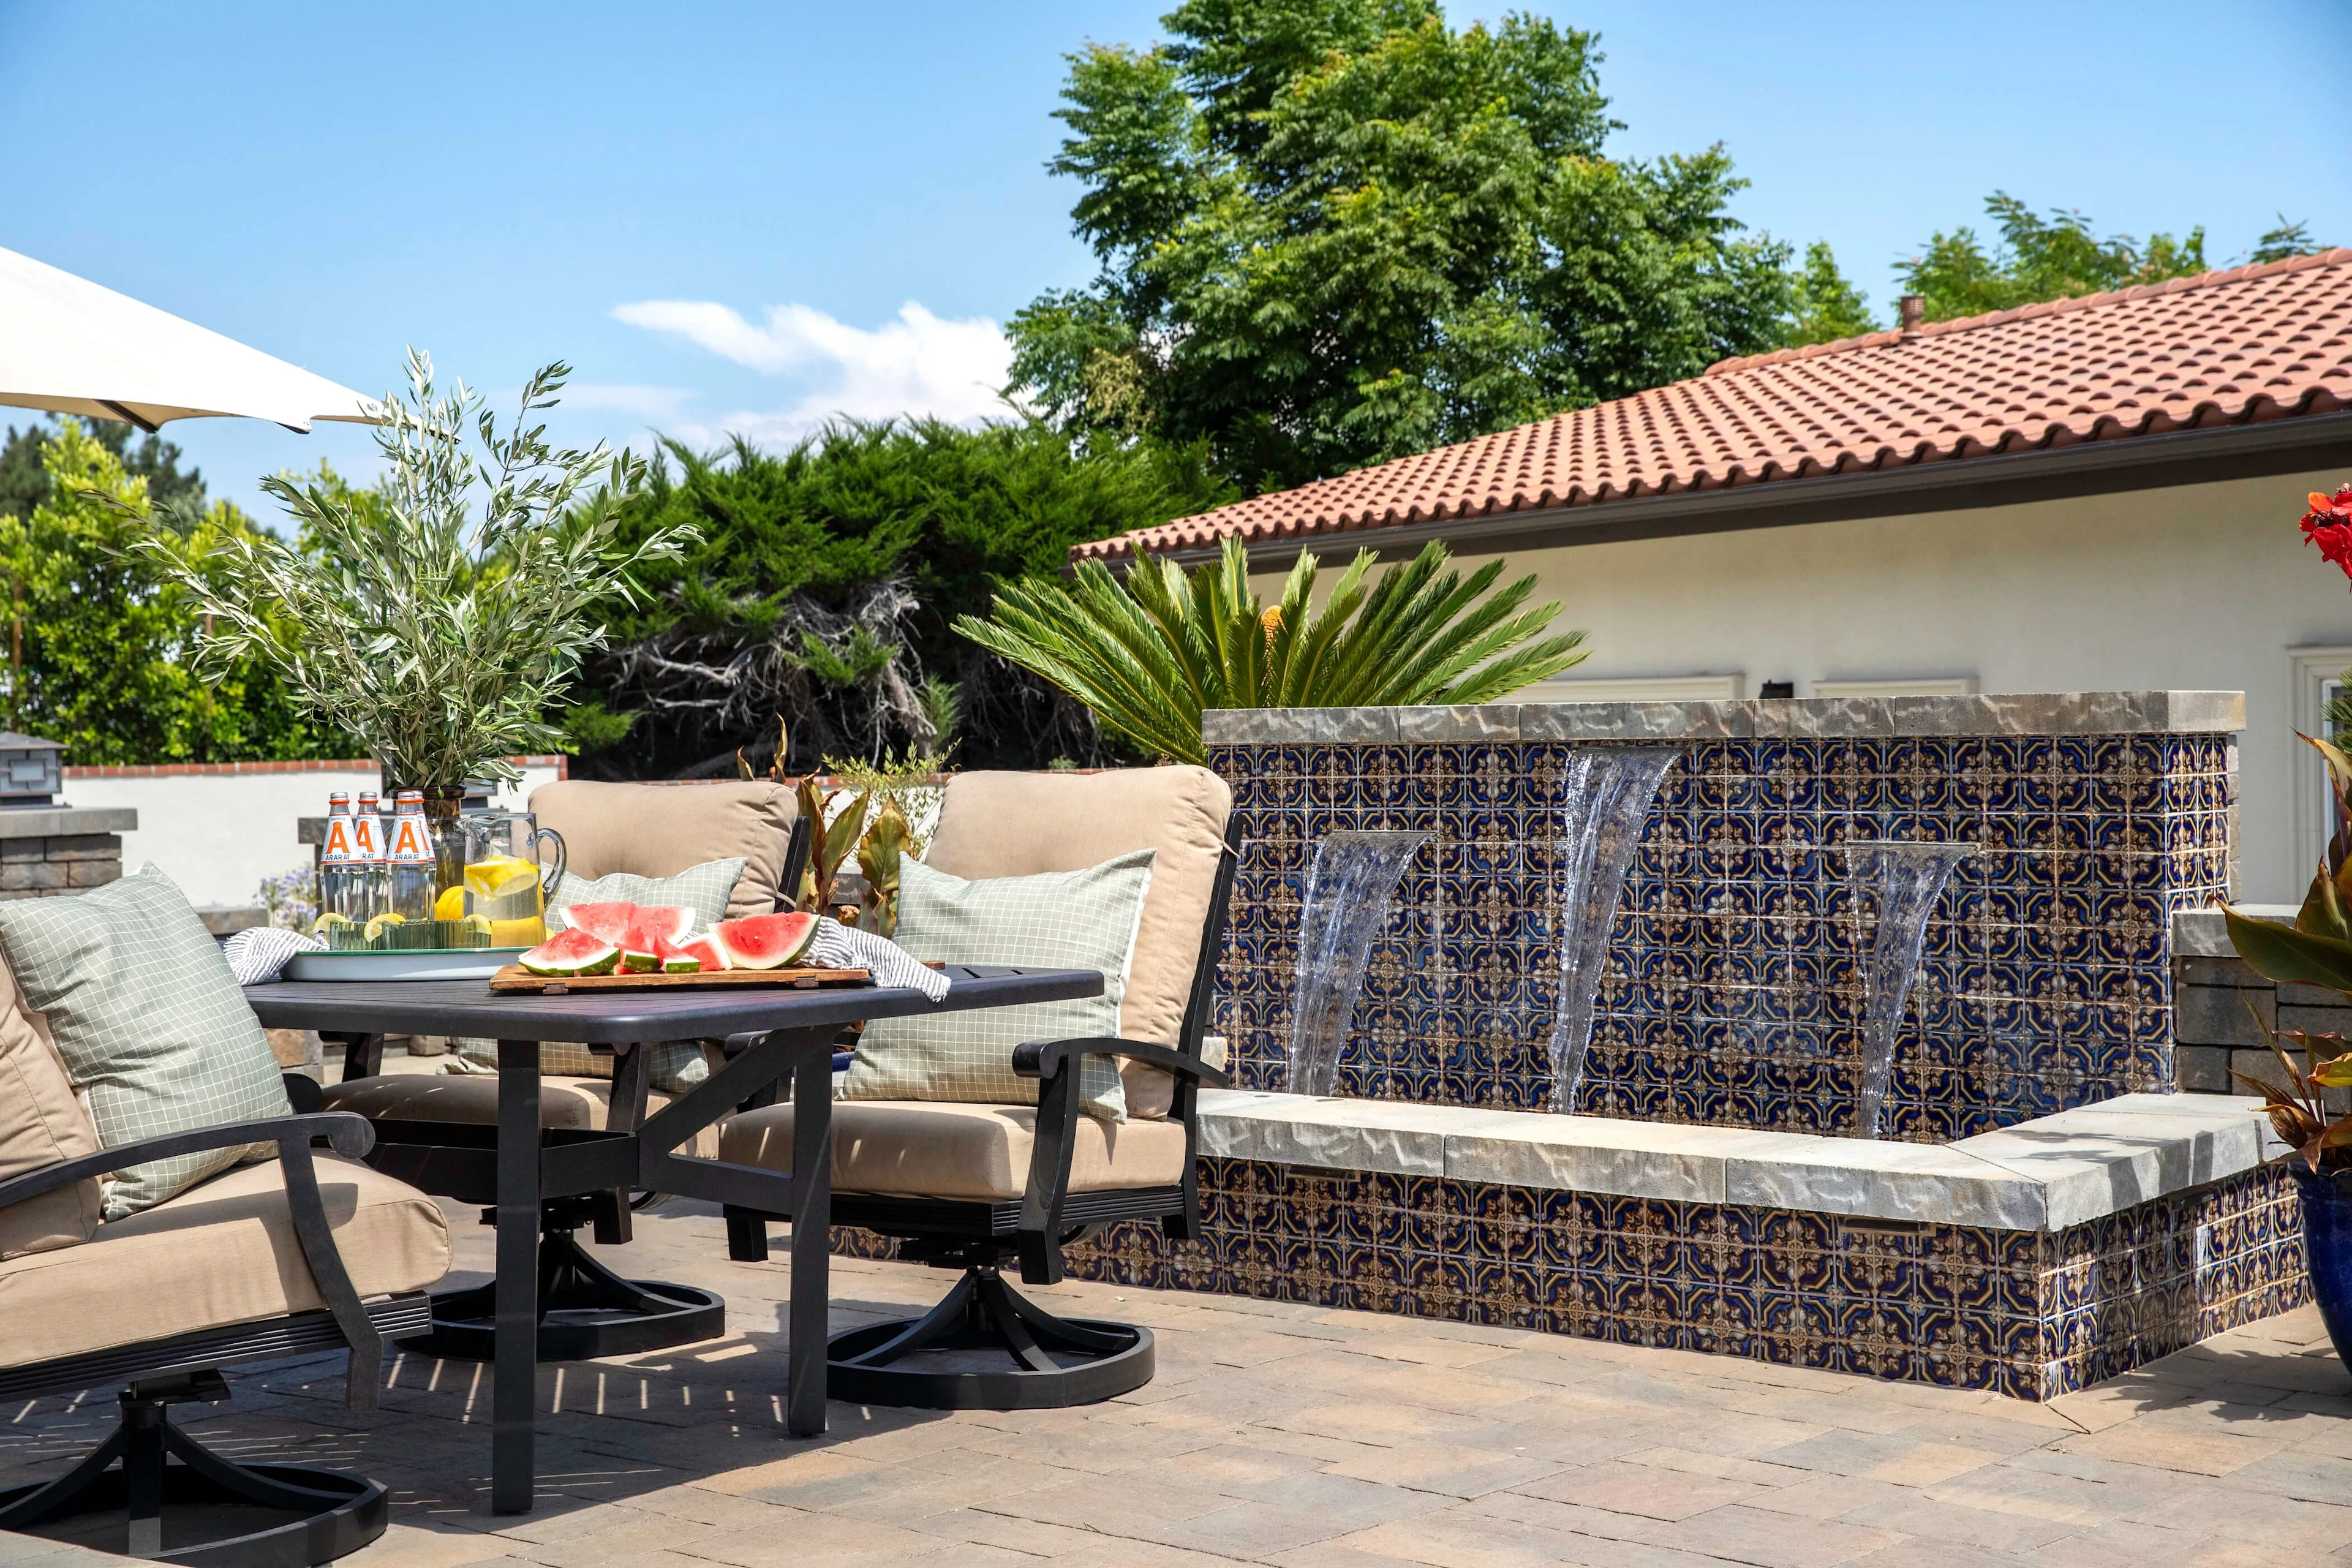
(1787, 241), (1877, 345)
(581, 417), (1233, 778)
(2252, 215), (2329, 265)
(1897, 192), (2207, 322)
(0, 420), (347, 763)
(1, 417), (207, 531)
(1008, 0), (1800, 494)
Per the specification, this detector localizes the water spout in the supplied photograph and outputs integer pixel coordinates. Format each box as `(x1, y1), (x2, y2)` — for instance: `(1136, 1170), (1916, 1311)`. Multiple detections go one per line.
(1286, 829), (1430, 1096)
(1847, 840), (1978, 1138)
(1546, 747), (1680, 1114)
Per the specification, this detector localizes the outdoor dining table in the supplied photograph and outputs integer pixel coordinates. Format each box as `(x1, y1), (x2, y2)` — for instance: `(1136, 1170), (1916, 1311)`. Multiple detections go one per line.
(243, 963), (1102, 1514)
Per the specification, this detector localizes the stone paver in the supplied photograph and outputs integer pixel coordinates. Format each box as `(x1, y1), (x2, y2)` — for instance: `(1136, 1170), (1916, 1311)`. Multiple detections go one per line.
(2, 1197), (2346, 1568)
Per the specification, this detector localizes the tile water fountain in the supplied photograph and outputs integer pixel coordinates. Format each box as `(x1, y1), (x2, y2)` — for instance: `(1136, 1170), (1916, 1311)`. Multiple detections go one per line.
(870, 695), (2305, 1398)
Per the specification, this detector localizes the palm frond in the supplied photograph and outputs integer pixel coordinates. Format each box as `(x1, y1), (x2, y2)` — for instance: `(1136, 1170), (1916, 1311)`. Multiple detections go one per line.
(956, 534), (1585, 763)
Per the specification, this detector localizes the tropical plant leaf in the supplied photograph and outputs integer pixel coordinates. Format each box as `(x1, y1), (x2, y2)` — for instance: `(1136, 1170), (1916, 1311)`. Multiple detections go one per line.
(955, 535), (1586, 763)
(2302, 858), (2352, 943)
(2225, 905), (2352, 992)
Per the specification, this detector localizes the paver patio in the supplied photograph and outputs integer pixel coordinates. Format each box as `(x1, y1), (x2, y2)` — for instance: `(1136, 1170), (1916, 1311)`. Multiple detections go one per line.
(4, 1197), (2347, 1568)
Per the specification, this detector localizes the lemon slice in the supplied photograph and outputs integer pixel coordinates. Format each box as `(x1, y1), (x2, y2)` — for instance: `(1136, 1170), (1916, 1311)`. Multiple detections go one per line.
(311, 911), (353, 936)
(433, 886), (469, 922)
(363, 913), (407, 944)
(464, 856), (539, 897)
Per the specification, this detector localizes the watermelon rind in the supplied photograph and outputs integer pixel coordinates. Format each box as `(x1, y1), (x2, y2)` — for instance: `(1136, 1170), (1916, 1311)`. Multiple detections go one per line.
(713, 911), (819, 971)
(519, 928), (622, 977)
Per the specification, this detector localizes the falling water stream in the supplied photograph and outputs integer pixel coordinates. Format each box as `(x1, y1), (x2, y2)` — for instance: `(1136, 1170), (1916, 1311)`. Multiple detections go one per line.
(1545, 747), (1682, 1115)
(1285, 829), (1429, 1096)
(1275, 755), (1966, 1137)
(1847, 840), (1978, 1138)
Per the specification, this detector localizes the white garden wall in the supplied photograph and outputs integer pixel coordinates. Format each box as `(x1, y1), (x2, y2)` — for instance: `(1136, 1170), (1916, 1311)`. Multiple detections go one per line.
(63, 757), (567, 911)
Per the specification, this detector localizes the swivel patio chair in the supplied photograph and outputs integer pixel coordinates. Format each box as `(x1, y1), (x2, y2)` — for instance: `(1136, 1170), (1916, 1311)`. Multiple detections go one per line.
(319, 780), (809, 1363)
(717, 767), (1238, 1411)
(0, 1108), (449, 1566)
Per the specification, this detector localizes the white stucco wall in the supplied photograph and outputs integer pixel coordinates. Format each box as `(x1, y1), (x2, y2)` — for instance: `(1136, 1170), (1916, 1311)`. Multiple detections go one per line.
(1264, 464), (2352, 903)
(63, 759), (566, 911)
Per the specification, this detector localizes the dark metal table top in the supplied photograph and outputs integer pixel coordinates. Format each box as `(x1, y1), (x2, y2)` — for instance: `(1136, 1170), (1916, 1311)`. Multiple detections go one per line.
(244, 963), (1102, 1043)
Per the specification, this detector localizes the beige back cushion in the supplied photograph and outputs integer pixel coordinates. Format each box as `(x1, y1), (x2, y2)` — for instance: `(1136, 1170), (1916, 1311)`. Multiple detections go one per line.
(0, 954), (102, 1260)
(530, 781), (799, 921)
(923, 767), (1231, 1117)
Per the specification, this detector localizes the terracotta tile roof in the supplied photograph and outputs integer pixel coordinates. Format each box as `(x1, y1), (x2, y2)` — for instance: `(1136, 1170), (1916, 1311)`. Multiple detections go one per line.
(1074, 248), (2352, 563)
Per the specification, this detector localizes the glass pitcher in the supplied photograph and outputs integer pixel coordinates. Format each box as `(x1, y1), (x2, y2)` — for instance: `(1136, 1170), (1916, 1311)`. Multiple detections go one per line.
(451, 810), (566, 948)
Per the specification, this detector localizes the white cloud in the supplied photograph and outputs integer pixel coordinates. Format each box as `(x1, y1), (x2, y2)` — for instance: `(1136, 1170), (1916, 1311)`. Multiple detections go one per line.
(557, 383), (696, 422)
(610, 298), (1014, 442)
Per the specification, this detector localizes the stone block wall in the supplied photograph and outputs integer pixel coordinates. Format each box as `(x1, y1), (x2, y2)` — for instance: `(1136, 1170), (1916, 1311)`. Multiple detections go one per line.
(0, 809), (137, 901)
(2173, 907), (2352, 1113)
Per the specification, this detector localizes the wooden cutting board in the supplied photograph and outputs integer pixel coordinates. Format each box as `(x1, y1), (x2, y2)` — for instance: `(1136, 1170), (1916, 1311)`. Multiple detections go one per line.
(488, 965), (873, 994)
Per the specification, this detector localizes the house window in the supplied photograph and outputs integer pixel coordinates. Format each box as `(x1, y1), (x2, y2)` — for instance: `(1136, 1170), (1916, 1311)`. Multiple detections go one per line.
(2290, 647), (2352, 877)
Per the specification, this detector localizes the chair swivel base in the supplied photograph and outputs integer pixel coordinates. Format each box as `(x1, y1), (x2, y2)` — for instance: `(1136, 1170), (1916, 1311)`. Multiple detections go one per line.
(413, 1226), (723, 1363)
(826, 1265), (1153, 1411)
(0, 1373), (386, 1567)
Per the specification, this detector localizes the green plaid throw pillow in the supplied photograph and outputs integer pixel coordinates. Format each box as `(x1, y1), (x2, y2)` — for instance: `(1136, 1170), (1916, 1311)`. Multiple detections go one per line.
(458, 856), (748, 1091)
(841, 848), (1153, 1121)
(0, 864), (290, 1218)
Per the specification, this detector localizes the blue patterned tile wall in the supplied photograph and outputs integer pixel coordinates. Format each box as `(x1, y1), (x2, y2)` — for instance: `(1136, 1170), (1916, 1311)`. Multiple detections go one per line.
(837, 1156), (2302, 1400)
(1209, 729), (2235, 1139)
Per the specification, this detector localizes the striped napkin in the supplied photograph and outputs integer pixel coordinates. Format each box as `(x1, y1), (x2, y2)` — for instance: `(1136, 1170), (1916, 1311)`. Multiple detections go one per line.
(804, 917), (949, 1002)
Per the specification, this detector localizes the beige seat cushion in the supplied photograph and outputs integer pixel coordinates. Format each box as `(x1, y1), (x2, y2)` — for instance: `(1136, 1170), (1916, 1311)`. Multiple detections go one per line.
(923, 767), (1232, 1117)
(0, 1155), (450, 1370)
(530, 780), (798, 921)
(321, 1072), (720, 1158)
(0, 955), (100, 1261)
(718, 1099), (1188, 1202)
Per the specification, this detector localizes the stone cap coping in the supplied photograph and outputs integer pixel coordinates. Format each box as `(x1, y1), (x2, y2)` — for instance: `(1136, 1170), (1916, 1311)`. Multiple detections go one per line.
(1196, 1088), (2288, 1232)
(2172, 905), (2292, 959)
(1202, 691), (2245, 747)
(0, 806), (137, 840)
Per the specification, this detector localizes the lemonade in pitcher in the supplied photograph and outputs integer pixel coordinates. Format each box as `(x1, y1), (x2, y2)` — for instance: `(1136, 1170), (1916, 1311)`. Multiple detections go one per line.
(435, 811), (567, 947)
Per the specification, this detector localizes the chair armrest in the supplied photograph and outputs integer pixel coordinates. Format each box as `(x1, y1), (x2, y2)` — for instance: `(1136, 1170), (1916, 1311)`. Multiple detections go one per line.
(0, 1112), (374, 1211)
(0, 1110), (387, 1409)
(1011, 1038), (1230, 1088)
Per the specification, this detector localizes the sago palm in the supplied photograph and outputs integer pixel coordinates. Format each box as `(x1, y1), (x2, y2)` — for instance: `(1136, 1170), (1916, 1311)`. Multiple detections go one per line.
(955, 536), (1586, 764)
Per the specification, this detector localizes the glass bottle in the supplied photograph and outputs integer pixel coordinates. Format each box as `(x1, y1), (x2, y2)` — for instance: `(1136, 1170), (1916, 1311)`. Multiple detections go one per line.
(383, 790), (438, 929)
(350, 789), (386, 922)
(319, 791), (356, 925)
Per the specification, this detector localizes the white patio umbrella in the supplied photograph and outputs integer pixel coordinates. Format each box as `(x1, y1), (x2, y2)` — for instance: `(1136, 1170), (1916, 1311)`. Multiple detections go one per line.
(0, 244), (379, 434)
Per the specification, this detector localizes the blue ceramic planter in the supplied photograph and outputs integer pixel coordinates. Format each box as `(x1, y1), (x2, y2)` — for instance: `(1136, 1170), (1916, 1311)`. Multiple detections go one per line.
(2295, 1166), (2352, 1373)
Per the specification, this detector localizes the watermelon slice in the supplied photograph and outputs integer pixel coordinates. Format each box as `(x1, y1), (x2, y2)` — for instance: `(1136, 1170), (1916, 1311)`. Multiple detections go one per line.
(655, 936), (705, 973)
(714, 911), (819, 971)
(676, 932), (732, 972)
(557, 902), (695, 945)
(518, 927), (622, 977)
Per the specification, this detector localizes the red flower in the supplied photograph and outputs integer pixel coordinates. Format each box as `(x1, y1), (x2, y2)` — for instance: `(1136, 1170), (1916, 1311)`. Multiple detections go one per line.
(2313, 522), (2352, 575)
(2302, 484), (2352, 582)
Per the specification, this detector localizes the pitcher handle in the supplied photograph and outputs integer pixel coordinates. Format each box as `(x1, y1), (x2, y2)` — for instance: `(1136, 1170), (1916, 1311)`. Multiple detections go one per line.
(532, 827), (567, 900)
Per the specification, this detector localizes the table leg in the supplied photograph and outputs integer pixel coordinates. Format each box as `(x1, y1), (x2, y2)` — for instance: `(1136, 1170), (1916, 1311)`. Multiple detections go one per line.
(492, 1038), (541, 1514)
(787, 1046), (832, 1438)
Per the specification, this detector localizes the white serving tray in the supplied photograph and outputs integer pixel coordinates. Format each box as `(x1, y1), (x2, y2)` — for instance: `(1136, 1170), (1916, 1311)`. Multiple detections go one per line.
(281, 948), (531, 982)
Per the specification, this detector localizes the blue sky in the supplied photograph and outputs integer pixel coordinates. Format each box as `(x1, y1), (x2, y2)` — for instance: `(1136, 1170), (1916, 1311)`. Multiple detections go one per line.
(3, 0), (2345, 522)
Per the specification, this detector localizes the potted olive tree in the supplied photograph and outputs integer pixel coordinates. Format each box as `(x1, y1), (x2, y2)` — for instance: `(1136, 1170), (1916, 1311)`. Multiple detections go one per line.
(137, 349), (689, 814)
